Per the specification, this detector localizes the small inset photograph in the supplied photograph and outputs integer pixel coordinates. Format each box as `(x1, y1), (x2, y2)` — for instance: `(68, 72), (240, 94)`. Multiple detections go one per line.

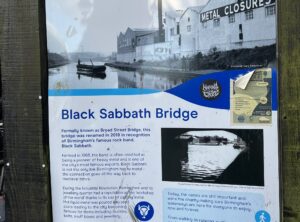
(161, 128), (264, 186)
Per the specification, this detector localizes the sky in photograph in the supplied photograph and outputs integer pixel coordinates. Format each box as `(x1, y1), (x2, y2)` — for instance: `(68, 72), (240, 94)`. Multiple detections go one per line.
(46, 0), (209, 55)
(184, 131), (238, 141)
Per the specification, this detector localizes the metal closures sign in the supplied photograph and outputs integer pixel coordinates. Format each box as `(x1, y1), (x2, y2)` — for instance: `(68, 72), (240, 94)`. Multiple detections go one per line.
(200, 0), (276, 22)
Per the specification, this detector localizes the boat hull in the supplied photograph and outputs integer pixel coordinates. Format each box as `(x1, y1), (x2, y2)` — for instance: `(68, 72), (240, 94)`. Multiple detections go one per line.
(77, 64), (106, 73)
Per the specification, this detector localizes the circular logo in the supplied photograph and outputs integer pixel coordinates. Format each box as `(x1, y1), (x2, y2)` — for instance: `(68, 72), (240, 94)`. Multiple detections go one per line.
(255, 210), (271, 222)
(134, 201), (154, 221)
(238, 115), (245, 122)
(200, 79), (221, 100)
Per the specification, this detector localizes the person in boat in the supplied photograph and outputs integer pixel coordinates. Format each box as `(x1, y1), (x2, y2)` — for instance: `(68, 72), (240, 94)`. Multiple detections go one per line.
(78, 59), (81, 65)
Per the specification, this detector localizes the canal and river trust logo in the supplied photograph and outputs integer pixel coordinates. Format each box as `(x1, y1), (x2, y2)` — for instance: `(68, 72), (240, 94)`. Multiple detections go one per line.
(200, 79), (222, 100)
(134, 201), (154, 221)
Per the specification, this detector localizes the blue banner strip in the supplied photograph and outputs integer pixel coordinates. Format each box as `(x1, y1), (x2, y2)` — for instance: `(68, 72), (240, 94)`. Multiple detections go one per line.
(48, 88), (160, 96)
(49, 69), (278, 111)
(166, 69), (278, 111)
(272, 69), (278, 111)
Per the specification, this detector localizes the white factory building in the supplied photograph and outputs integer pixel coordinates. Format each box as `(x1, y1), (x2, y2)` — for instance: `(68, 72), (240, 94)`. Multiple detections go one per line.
(196, 0), (276, 54)
(164, 10), (183, 58)
(179, 6), (204, 57)
(116, 0), (276, 62)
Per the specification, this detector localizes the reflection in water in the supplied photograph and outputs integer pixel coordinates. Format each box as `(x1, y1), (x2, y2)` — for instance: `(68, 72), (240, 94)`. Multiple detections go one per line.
(49, 62), (197, 90)
(181, 144), (244, 182)
(77, 72), (106, 80)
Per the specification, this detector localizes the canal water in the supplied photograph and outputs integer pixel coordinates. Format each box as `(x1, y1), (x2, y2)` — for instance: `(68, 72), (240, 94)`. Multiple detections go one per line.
(49, 62), (200, 90)
(180, 144), (245, 183)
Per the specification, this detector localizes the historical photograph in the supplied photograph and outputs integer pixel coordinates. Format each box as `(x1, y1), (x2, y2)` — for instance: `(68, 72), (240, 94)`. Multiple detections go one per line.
(161, 128), (264, 186)
(47, 0), (276, 90)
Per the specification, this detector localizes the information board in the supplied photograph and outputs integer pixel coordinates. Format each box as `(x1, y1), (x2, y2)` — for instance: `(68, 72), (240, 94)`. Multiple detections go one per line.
(46, 0), (280, 221)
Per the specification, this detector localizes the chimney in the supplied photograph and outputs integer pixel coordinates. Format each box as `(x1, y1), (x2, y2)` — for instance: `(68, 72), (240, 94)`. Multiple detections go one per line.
(158, 0), (164, 42)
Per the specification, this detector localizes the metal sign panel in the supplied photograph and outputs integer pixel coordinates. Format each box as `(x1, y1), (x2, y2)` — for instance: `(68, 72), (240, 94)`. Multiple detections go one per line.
(200, 0), (276, 22)
(46, 0), (280, 221)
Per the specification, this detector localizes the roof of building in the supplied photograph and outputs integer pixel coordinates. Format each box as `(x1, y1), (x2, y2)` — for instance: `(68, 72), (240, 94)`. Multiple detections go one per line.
(201, 0), (236, 12)
(118, 27), (158, 37)
(132, 28), (157, 32)
(188, 6), (205, 13)
(180, 5), (205, 19)
(165, 10), (184, 19)
(132, 28), (158, 36)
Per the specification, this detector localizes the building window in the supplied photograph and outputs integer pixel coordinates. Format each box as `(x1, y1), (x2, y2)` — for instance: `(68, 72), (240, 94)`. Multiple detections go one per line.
(202, 21), (207, 28)
(265, 5), (276, 16)
(239, 24), (243, 41)
(188, 17), (190, 22)
(177, 23), (180, 34)
(239, 33), (243, 40)
(245, 10), (254, 20)
(213, 18), (220, 27)
(187, 25), (191, 32)
(229, 14), (235, 23)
